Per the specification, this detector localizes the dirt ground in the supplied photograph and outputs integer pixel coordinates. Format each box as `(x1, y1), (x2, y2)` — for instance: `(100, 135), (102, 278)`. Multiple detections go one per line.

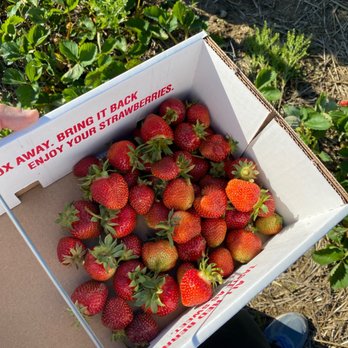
(195, 1), (348, 347)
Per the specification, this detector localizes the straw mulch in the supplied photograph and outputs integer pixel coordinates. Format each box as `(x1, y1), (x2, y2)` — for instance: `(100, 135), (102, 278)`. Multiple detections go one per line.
(197, 1), (348, 347)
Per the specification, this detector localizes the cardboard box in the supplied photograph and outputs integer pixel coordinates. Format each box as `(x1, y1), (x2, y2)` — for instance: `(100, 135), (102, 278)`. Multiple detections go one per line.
(0, 32), (347, 348)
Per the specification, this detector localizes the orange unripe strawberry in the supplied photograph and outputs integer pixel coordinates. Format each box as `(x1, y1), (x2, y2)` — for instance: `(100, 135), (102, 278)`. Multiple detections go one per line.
(162, 178), (194, 211)
(142, 239), (178, 273)
(194, 185), (227, 218)
(201, 218), (227, 247)
(225, 178), (261, 213)
(208, 247), (234, 278)
(255, 213), (283, 235)
(226, 229), (262, 263)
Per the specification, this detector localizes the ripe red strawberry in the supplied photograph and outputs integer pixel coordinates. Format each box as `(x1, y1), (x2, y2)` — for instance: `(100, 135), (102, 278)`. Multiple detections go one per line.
(189, 156), (210, 182)
(129, 182), (155, 215)
(176, 234), (207, 262)
(125, 312), (159, 346)
(255, 213), (283, 235)
(113, 260), (144, 301)
(186, 103), (211, 127)
(179, 258), (222, 307)
(101, 296), (133, 333)
(224, 157), (259, 181)
(201, 218), (227, 247)
(56, 200), (101, 240)
(84, 235), (133, 281)
(194, 185), (227, 218)
(151, 156), (180, 181)
(177, 262), (195, 283)
(122, 168), (139, 188)
(120, 234), (142, 258)
(131, 272), (180, 317)
(144, 201), (170, 229)
(71, 280), (108, 316)
(90, 204), (137, 238)
(199, 174), (227, 190)
(157, 210), (201, 245)
(199, 134), (233, 162)
(56, 236), (86, 268)
(208, 247), (234, 278)
(73, 155), (101, 177)
(141, 239), (178, 273)
(162, 178), (194, 211)
(159, 97), (186, 125)
(173, 150), (193, 164)
(174, 121), (207, 152)
(107, 140), (136, 172)
(225, 178), (261, 213)
(225, 209), (251, 229)
(226, 229), (262, 263)
(90, 172), (129, 210)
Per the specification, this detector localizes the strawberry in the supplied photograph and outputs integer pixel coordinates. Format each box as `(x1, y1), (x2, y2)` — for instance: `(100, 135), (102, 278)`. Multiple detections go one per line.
(71, 280), (108, 316)
(225, 209), (251, 229)
(174, 121), (207, 152)
(162, 178), (194, 211)
(113, 260), (144, 301)
(151, 156), (180, 181)
(208, 247), (234, 278)
(139, 113), (174, 163)
(84, 235), (135, 281)
(141, 239), (178, 273)
(159, 97), (186, 125)
(131, 272), (180, 316)
(125, 312), (159, 346)
(179, 258), (222, 307)
(107, 140), (136, 173)
(224, 157), (259, 181)
(199, 134), (233, 162)
(56, 200), (101, 240)
(226, 229), (262, 263)
(194, 185), (227, 218)
(177, 262), (195, 283)
(173, 150), (193, 164)
(201, 218), (227, 247)
(255, 213), (283, 235)
(129, 182), (155, 215)
(186, 103), (211, 127)
(199, 174), (227, 190)
(189, 156), (210, 182)
(252, 190), (276, 219)
(122, 168), (139, 188)
(225, 178), (261, 213)
(120, 234), (142, 258)
(157, 210), (201, 245)
(56, 236), (86, 268)
(101, 296), (133, 334)
(73, 155), (101, 177)
(144, 201), (170, 229)
(176, 234), (207, 262)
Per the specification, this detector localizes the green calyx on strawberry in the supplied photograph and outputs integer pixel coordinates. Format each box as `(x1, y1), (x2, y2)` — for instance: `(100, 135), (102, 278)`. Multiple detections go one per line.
(57, 237), (87, 268)
(139, 135), (174, 164)
(231, 158), (259, 182)
(155, 209), (178, 246)
(209, 161), (226, 178)
(56, 202), (80, 229)
(176, 153), (195, 179)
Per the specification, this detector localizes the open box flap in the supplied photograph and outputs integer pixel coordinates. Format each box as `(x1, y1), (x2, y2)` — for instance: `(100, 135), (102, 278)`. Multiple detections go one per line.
(151, 203), (348, 348)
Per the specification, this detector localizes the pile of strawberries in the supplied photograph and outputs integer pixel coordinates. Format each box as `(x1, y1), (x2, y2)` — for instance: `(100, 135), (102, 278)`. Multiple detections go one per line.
(56, 97), (283, 346)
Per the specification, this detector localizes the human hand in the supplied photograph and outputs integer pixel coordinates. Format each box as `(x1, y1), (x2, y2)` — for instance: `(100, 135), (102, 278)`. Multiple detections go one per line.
(0, 104), (39, 131)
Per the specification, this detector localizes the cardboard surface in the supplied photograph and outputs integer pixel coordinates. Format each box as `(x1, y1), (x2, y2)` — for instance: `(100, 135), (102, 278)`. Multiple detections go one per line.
(0, 33), (347, 347)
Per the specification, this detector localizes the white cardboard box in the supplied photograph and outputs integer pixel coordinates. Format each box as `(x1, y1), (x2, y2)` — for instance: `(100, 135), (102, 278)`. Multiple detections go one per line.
(0, 32), (347, 348)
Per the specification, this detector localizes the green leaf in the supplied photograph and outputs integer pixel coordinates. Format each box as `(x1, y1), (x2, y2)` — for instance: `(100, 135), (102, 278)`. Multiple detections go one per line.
(62, 86), (86, 102)
(318, 151), (332, 163)
(339, 160), (348, 175)
(172, 1), (188, 25)
(101, 60), (126, 79)
(312, 246), (345, 265)
(25, 60), (43, 83)
(0, 42), (22, 63)
(59, 40), (79, 61)
(65, 0), (79, 11)
(260, 86), (282, 102)
(26, 25), (50, 46)
(330, 260), (348, 290)
(79, 42), (97, 67)
(2, 68), (26, 85)
(125, 58), (141, 70)
(143, 6), (164, 21)
(16, 84), (38, 107)
(114, 37), (128, 53)
(61, 64), (84, 83)
(283, 105), (302, 118)
(328, 226), (348, 244)
(304, 113), (332, 130)
(339, 148), (348, 157)
(255, 67), (277, 89)
(84, 69), (103, 88)
(101, 38), (118, 54)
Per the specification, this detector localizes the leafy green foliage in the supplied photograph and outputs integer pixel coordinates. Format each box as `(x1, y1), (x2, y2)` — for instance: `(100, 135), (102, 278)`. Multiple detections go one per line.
(0, 0), (206, 115)
(244, 21), (311, 104)
(313, 226), (348, 289)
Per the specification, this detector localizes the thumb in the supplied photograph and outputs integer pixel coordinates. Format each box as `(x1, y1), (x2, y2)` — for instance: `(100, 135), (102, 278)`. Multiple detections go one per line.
(0, 104), (40, 131)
